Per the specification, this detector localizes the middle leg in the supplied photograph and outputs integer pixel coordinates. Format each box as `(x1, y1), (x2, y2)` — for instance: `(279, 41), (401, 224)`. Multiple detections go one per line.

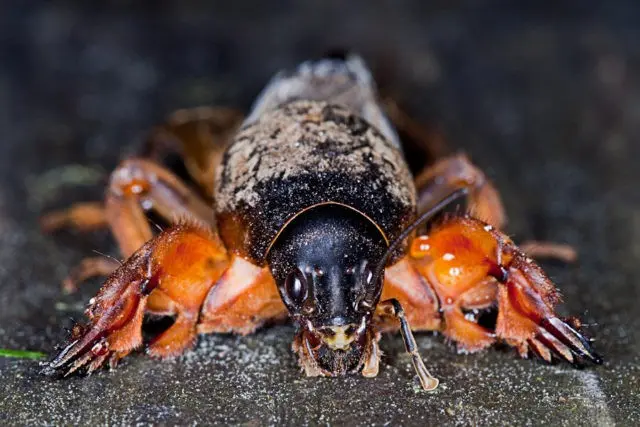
(46, 158), (219, 291)
(392, 101), (577, 262)
(414, 154), (577, 262)
(415, 153), (506, 229)
(41, 107), (243, 288)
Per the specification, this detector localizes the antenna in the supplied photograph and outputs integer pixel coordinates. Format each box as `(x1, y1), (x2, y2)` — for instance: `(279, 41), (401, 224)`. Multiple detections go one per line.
(366, 188), (469, 305)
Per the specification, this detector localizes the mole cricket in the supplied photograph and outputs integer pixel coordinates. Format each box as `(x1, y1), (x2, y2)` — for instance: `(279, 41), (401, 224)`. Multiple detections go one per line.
(40, 53), (601, 389)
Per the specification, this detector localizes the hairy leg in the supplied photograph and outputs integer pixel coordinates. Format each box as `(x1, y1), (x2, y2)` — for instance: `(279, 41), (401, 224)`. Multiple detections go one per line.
(406, 216), (601, 365)
(43, 223), (228, 375)
(43, 219), (287, 376)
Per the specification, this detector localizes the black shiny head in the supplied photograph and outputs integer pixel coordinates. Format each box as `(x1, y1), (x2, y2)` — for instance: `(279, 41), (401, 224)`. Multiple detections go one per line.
(266, 204), (387, 373)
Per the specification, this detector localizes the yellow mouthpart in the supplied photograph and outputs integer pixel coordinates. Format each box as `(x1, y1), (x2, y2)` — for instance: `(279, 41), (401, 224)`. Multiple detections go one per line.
(321, 325), (356, 350)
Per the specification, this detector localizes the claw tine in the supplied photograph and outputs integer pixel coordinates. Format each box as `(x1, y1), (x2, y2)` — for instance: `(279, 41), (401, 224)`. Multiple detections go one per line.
(537, 329), (575, 364)
(63, 351), (93, 377)
(528, 337), (552, 363)
(109, 352), (122, 369)
(40, 339), (79, 376)
(44, 328), (103, 374)
(87, 352), (109, 375)
(542, 318), (603, 364)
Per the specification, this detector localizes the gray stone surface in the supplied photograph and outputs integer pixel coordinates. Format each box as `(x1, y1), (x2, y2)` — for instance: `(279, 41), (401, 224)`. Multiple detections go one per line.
(0, 1), (638, 425)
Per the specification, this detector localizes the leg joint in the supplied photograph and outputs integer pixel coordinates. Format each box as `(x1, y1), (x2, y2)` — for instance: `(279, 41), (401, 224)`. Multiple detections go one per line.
(109, 159), (158, 197)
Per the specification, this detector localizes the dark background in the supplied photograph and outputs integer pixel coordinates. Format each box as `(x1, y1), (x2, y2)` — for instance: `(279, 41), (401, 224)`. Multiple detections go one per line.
(1, 1), (638, 425)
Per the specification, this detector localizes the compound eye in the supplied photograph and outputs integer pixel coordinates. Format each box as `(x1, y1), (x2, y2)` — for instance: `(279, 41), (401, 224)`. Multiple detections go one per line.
(284, 269), (308, 306)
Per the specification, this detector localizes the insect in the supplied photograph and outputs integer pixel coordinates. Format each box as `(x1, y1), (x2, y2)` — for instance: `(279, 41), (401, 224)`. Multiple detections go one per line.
(41, 53), (601, 389)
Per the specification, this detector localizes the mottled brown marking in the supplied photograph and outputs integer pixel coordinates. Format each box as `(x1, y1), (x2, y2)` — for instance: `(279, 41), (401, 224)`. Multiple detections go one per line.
(215, 101), (416, 262)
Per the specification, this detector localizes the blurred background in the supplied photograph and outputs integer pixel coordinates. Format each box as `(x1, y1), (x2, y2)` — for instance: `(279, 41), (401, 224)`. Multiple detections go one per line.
(0, 1), (638, 425)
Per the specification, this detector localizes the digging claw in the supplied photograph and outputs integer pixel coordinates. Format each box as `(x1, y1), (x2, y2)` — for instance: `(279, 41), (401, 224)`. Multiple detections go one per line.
(534, 317), (602, 365)
(41, 332), (110, 377)
(525, 316), (602, 366)
(541, 317), (602, 364)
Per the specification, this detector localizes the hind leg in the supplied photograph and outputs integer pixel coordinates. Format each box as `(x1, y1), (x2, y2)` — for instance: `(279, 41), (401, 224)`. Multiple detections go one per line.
(414, 153), (507, 229)
(382, 98), (448, 163)
(390, 101), (577, 261)
(41, 107), (243, 288)
(143, 106), (243, 197)
(40, 202), (108, 233)
(414, 154), (579, 262)
(42, 158), (218, 290)
(60, 257), (122, 293)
